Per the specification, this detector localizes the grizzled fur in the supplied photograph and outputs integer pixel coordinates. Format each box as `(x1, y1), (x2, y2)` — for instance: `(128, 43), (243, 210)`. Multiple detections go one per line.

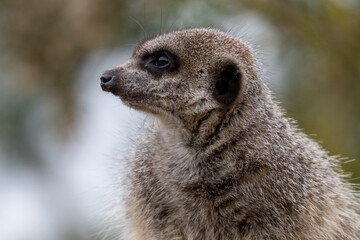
(101, 28), (360, 239)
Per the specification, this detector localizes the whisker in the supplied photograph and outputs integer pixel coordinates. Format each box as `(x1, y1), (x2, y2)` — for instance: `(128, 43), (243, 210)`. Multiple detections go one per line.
(127, 15), (147, 38)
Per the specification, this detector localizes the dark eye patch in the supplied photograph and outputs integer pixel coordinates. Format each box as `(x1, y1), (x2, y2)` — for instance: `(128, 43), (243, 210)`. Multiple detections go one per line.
(142, 50), (178, 76)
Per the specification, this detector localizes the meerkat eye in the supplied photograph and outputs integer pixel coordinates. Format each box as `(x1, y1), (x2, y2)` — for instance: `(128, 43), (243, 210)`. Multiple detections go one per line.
(153, 55), (170, 68)
(143, 50), (178, 76)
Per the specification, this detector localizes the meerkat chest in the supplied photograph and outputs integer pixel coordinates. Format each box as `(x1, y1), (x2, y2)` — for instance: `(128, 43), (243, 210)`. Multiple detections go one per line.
(128, 139), (250, 239)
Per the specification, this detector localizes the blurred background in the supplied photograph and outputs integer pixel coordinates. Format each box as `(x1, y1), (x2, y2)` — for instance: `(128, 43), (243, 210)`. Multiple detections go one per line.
(0, 0), (359, 239)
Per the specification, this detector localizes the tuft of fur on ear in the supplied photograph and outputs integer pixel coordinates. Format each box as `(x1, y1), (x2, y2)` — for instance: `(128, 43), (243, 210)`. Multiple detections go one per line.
(212, 62), (242, 106)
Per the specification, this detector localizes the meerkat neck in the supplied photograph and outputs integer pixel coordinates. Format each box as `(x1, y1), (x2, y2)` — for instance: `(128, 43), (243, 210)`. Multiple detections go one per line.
(158, 90), (273, 153)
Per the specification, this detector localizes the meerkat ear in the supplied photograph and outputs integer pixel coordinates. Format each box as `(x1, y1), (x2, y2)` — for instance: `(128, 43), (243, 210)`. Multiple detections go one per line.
(212, 61), (242, 106)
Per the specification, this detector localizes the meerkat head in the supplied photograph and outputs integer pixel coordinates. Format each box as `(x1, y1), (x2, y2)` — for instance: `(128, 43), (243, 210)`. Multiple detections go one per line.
(100, 28), (261, 140)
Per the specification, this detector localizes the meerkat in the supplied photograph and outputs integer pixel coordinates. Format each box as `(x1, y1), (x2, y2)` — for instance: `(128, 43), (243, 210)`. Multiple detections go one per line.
(100, 28), (360, 240)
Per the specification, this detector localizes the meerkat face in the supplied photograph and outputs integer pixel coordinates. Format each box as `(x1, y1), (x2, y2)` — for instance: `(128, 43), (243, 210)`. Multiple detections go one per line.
(100, 28), (256, 123)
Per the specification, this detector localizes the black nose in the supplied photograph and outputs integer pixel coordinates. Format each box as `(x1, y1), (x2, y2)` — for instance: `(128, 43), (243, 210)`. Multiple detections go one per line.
(100, 74), (113, 84)
(100, 72), (116, 92)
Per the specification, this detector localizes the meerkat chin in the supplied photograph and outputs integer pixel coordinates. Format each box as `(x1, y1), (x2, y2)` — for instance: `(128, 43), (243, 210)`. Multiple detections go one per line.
(100, 28), (360, 240)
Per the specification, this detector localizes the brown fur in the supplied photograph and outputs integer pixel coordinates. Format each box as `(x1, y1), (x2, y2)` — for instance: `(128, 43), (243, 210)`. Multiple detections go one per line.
(101, 28), (360, 239)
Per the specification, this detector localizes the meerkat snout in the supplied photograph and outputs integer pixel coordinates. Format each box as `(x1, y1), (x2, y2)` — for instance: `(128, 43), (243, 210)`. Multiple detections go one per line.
(100, 70), (116, 92)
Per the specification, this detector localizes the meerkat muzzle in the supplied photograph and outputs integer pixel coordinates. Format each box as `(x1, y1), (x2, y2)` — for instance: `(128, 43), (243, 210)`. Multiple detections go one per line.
(100, 70), (115, 92)
(101, 68), (125, 96)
